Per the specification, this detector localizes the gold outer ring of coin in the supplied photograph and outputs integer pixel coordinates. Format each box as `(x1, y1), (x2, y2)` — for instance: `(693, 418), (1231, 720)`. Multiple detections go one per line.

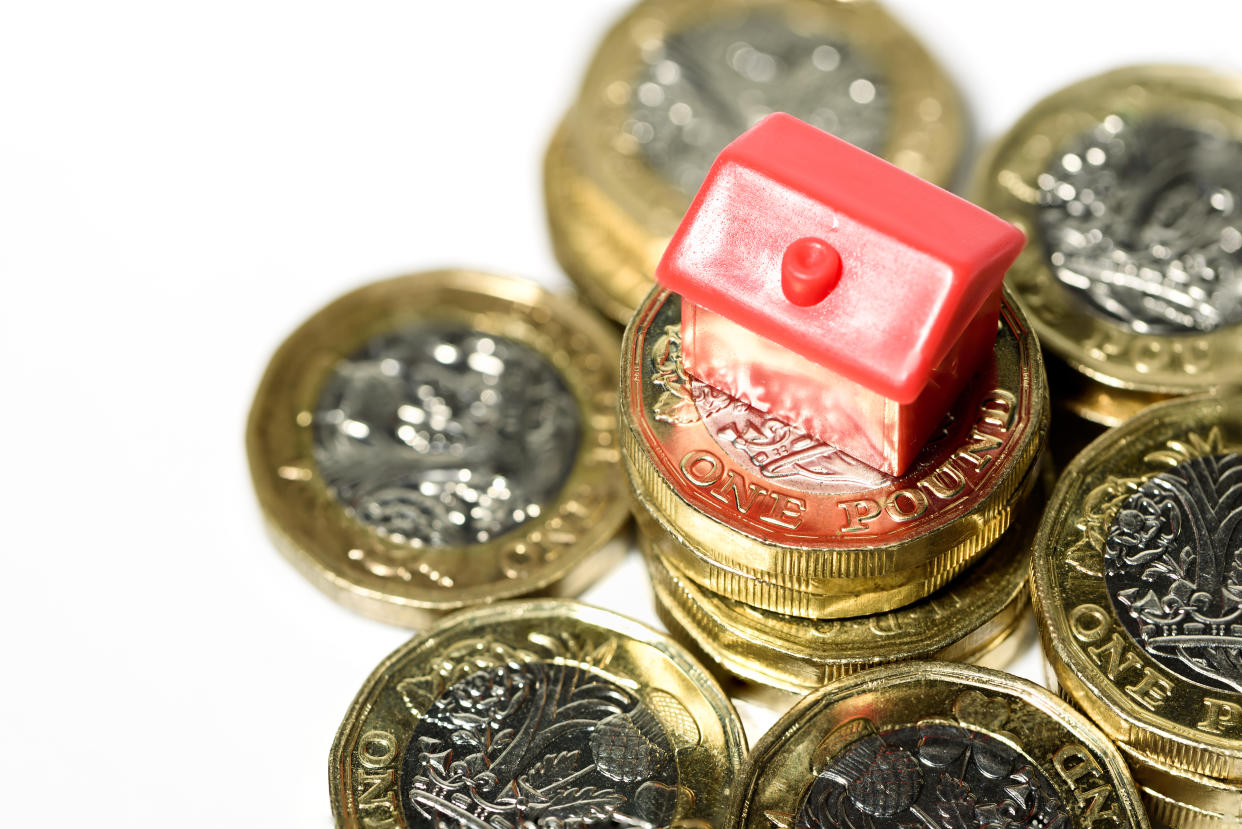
(727, 661), (1149, 829)
(620, 287), (1048, 618)
(330, 599), (748, 829)
(1046, 352), (1173, 429)
(1032, 392), (1242, 781)
(1119, 743), (1242, 829)
(973, 64), (1242, 400)
(246, 270), (630, 626)
(639, 471), (1037, 693)
(545, 0), (965, 324)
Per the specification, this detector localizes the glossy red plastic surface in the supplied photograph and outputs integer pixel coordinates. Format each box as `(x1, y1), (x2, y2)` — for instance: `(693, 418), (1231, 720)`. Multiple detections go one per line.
(656, 112), (1025, 406)
(656, 113), (1024, 475)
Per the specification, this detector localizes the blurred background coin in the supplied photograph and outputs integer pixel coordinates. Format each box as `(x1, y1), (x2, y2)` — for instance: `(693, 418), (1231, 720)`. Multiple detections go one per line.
(546, 0), (964, 323)
(975, 65), (1242, 427)
(248, 271), (630, 626)
(330, 600), (746, 828)
(728, 661), (1148, 829)
(1033, 393), (1242, 783)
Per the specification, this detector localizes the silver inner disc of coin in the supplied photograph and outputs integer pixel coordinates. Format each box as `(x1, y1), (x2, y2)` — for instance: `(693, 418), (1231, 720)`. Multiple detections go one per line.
(627, 12), (891, 197)
(1037, 116), (1242, 334)
(313, 322), (581, 547)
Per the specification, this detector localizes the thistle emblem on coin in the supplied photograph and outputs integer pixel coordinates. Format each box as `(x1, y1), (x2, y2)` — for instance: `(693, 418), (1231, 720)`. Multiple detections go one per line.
(398, 634), (695, 828)
(1104, 445), (1242, 692)
(770, 702), (1066, 829)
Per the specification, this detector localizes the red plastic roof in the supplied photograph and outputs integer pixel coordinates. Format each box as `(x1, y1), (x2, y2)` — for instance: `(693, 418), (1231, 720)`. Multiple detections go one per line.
(656, 113), (1025, 404)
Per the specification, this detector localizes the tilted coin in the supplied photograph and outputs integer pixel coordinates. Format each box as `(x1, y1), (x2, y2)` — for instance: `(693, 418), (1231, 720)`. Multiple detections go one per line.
(974, 65), (1242, 419)
(1121, 745), (1242, 829)
(247, 271), (629, 625)
(729, 662), (1148, 829)
(620, 288), (1047, 618)
(330, 599), (747, 828)
(1044, 661), (1242, 827)
(1032, 393), (1242, 781)
(641, 461), (1040, 694)
(546, 0), (964, 323)
(1046, 352), (1171, 431)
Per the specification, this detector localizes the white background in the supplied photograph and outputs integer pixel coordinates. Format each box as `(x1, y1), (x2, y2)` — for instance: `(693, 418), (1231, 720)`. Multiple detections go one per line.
(2, 2), (1240, 824)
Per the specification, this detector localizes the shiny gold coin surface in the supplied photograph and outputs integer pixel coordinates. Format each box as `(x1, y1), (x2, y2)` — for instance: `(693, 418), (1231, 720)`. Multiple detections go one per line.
(621, 288), (1048, 618)
(975, 65), (1242, 409)
(1033, 393), (1242, 781)
(1122, 745), (1242, 829)
(330, 599), (747, 828)
(546, 0), (964, 323)
(247, 271), (629, 626)
(1046, 353), (1172, 430)
(642, 474), (1038, 694)
(729, 662), (1148, 829)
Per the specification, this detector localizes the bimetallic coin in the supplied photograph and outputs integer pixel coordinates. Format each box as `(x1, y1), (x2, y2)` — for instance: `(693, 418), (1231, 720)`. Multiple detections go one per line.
(1033, 393), (1242, 781)
(330, 600), (747, 828)
(640, 474), (1039, 694)
(621, 288), (1047, 618)
(975, 65), (1242, 409)
(247, 271), (629, 626)
(729, 662), (1148, 829)
(546, 0), (964, 323)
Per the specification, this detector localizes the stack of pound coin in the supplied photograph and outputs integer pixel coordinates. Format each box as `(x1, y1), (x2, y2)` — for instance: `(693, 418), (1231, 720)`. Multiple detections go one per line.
(545, 0), (964, 324)
(621, 285), (1050, 695)
(247, 270), (632, 627)
(728, 662), (1149, 829)
(974, 65), (1242, 446)
(330, 599), (748, 829)
(1033, 393), (1242, 826)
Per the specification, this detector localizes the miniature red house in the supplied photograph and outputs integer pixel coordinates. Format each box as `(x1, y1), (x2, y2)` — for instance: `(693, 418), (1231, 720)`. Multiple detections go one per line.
(656, 113), (1025, 476)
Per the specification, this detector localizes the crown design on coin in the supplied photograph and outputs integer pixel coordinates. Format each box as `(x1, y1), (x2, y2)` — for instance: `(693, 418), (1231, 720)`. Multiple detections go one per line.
(1104, 439), (1242, 692)
(1036, 116), (1242, 334)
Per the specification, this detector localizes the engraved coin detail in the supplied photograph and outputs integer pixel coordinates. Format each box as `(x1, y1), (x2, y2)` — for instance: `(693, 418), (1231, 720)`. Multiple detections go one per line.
(648, 316), (916, 494)
(796, 723), (1066, 828)
(313, 323), (581, 546)
(623, 288), (1046, 619)
(402, 660), (679, 828)
(1105, 451), (1242, 693)
(1036, 117), (1242, 334)
(630, 12), (890, 197)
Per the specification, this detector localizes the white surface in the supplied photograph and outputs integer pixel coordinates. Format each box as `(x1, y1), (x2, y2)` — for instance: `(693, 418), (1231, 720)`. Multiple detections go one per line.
(2, 2), (1239, 824)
